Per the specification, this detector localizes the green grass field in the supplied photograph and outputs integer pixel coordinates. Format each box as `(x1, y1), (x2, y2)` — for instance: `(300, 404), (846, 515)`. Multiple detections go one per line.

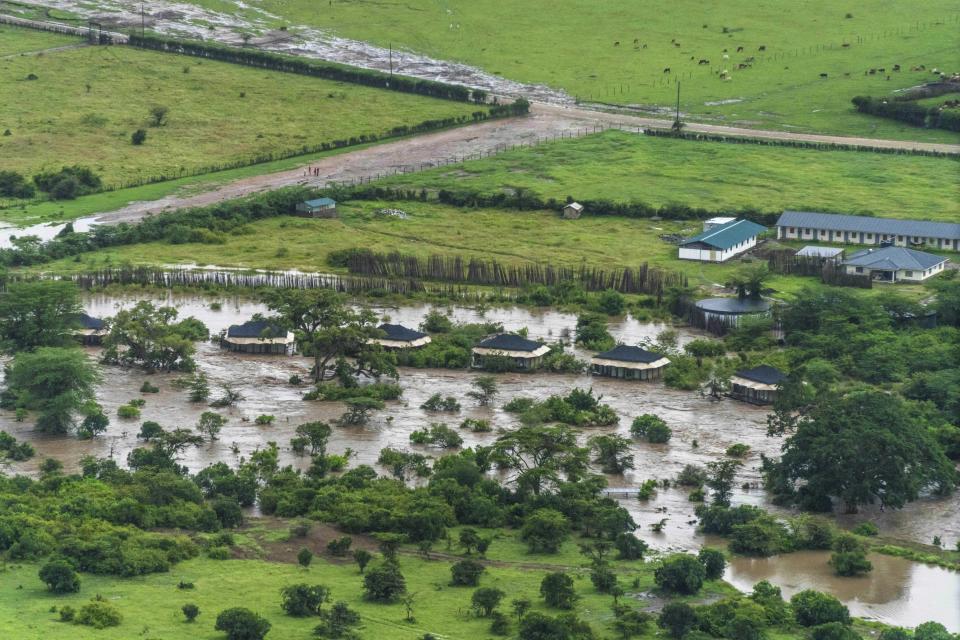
(0, 525), (734, 640)
(32, 199), (936, 301)
(0, 24), (78, 56)
(0, 33), (477, 188)
(191, 0), (960, 141)
(380, 130), (960, 221)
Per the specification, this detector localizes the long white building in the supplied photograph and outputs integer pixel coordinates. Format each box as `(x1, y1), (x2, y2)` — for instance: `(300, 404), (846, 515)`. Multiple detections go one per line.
(776, 211), (960, 252)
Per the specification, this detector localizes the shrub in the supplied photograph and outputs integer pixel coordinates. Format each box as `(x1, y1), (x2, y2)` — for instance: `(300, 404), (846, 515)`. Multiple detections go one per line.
(117, 404), (141, 419)
(0, 170), (36, 198)
(676, 464), (707, 487)
(471, 587), (506, 616)
(614, 533), (648, 560)
(255, 414), (275, 425)
(540, 572), (577, 609)
(520, 509), (570, 554)
(791, 590), (850, 626)
(39, 559), (80, 594)
(182, 603), (200, 622)
(363, 562), (406, 602)
(812, 622), (862, 640)
(654, 554), (705, 594)
(450, 559), (485, 586)
(460, 418), (492, 432)
(851, 522), (879, 537)
(409, 423), (463, 448)
(76, 601), (122, 629)
(631, 414), (671, 443)
(327, 536), (352, 557)
(280, 583), (330, 616)
(59, 605), (76, 622)
(421, 393), (461, 412)
(726, 443), (751, 457)
(698, 547), (726, 579)
(658, 602), (698, 638)
(139, 381), (160, 393)
(298, 548), (313, 568)
(207, 546), (231, 560)
(215, 607), (272, 640)
(131, 128), (147, 145)
(490, 611), (511, 635)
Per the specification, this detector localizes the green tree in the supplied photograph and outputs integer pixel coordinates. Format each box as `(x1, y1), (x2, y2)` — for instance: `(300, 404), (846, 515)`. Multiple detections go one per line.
(77, 402), (109, 439)
(589, 434), (635, 474)
(472, 587), (505, 616)
(611, 607), (651, 640)
(706, 459), (742, 506)
(38, 559), (80, 593)
(0, 281), (82, 352)
(493, 425), (589, 495)
(698, 547), (726, 579)
(189, 372), (210, 402)
(575, 313), (615, 350)
(6, 347), (100, 433)
(595, 289), (626, 315)
(631, 414), (672, 443)
(101, 301), (208, 372)
(182, 603), (200, 622)
(511, 597), (532, 621)
(280, 583), (330, 616)
(450, 559), (485, 586)
(654, 554), (706, 594)
(363, 562), (406, 602)
(790, 590), (850, 627)
(352, 549), (372, 574)
(197, 411), (227, 441)
(540, 572), (577, 609)
(467, 375), (499, 405)
(658, 602), (698, 638)
(829, 534), (872, 577)
(521, 509), (570, 553)
(315, 601), (361, 638)
(298, 548), (313, 568)
(215, 607), (272, 640)
(772, 390), (956, 512)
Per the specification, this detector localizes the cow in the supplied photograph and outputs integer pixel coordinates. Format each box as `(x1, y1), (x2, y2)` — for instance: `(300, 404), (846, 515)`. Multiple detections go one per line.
(878, 67), (885, 72)
(738, 63), (751, 69)
(663, 67), (671, 73)
(758, 45), (766, 51)
(819, 73), (828, 78)
(842, 43), (850, 47)
(868, 68), (876, 74)
(892, 64), (901, 71)
(614, 41), (620, 46)
(698, 59), (710, 65)
(736, 46), (744, 52)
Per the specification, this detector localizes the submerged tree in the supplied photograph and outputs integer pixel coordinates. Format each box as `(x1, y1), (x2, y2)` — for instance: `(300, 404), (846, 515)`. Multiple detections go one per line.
(4, 347), (100, 433)
(101, 301), (208, 372)
(0, 280), (83, 353)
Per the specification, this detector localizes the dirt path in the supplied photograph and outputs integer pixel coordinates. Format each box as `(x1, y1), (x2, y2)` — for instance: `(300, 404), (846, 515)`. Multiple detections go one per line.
(90, 103), (960, 225)
(0, 41), (89, 58)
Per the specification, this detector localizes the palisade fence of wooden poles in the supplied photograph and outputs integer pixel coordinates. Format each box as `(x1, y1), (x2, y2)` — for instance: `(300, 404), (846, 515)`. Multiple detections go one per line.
(762, 248), (872, 288)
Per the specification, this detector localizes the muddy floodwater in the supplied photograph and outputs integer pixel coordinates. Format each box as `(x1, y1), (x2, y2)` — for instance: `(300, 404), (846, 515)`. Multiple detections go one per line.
(1, 291), (958, 630)
(726, 552), (960, 631)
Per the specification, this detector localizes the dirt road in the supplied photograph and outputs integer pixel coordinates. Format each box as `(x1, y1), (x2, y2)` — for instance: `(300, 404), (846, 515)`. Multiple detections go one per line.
(92, 102), (960, 224)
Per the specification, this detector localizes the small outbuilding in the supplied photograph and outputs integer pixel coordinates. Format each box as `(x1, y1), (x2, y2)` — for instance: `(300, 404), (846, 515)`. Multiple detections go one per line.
(563, 202), (584, 220)
(679, 219), (766, 262)
(75, 313), (107, 346)
(795, 246), (844, 263)
(591, 345), (670, 380)
(472, 334), (550, 370)
(221, 320), (295, 355)
(729, 365), (785, 405)
(370, 323), (432, 350)
(702, 216), (737, 231)
(296, 197), (338, 218)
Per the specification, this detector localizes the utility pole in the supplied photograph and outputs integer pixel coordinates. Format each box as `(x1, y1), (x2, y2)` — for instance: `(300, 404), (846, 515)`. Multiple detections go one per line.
(141, 3), (145, 37)
(672, 81), (682, 131)
(389, 42), (394, 77)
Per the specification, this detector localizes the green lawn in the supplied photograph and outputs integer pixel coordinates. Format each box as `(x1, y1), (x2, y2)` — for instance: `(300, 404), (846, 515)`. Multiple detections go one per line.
(189, 0), (960, 141)
(0, 36), (477, 189)
(0, 24), (79, 57)
(34, 199), (935, 301)
(379, 130), (960, 221)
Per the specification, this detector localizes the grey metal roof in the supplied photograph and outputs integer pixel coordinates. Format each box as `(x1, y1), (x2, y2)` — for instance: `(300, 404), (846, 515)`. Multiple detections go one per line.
(227, 319), (288, 338)
(378, 323), (427, 341)
(593, 344), (664, 363)
(681, 219), (767, 250)
(796, 246), (844, 258)
(476, 334), (545, 352)
(734, 365), (785, 385)
(302, 197), (336, 207)
(777, 211), (960, 240)
(844, 246), (948, 271)
(78, 313), (105, 330)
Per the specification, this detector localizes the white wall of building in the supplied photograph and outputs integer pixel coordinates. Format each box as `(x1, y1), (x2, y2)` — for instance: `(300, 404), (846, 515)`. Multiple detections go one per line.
(845, 260), (947, 282)
(678, 236), (757, 262)
(778, 225), (959, 251)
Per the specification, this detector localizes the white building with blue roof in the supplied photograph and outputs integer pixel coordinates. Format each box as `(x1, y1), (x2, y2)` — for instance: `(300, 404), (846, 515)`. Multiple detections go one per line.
(678, 219), (767, 262)
(843, 246), (948, 282)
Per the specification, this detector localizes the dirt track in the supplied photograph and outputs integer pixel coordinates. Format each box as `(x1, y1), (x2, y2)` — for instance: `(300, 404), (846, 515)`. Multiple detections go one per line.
(94, 102), (960, 224)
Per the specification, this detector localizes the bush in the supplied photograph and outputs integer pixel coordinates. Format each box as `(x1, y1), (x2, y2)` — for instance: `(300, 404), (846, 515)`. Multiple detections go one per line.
(654, 554), (705, 594)
(676, 464), (707, 486)
(131, 128), (147, 145)
(851, 522), (879, 537)
(614, 533), (648, 560)
(255, 414), (275, 425)
(363, 562), (406, 602)
(631, 414), (671, 443)
(450, 559), (485, 586)
(139, 381), (160, 393)
(215, 607), (272, 640)
(726, 443), (751, 457)
(540, 572), (577, 609)
(698, 547), (726, 579)
(409, 423), (463, 448)
(812, 622), (862, 640)
(327, 536), (352, 557)
(421, 393), (461, 412)
(76, 601), (122, 629)
(791, 590), (850, 627)
(460, 418), (492, 432)
(0, 170), (36, 198)
(298, 548), (313, 568)
(658, 602), (698, 638)
(520, 509), (570, 554)
(182, 603), (200, 622)
(39, 559), (80, 594)
(207, 546), (231, 560)
(117, 404), (141, 419)
(280, 583), (330, 616)
(59, 605), (76, 622)
(471, 587), (505, 616)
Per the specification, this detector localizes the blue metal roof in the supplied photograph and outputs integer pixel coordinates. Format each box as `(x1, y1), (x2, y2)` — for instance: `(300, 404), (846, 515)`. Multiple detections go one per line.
(777, 211), (960, 240)
(844, 246), (948, 271)
(302, 197), (336, 207)
(681, 219), (767, 250)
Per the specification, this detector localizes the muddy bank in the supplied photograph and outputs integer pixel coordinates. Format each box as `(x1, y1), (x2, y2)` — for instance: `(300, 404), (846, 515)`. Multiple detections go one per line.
(725, 551), (960, 631)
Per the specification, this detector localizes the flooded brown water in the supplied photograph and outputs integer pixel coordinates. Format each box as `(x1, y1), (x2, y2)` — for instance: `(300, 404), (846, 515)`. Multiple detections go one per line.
(725, 551), (959, 631)
(1, 291), (958, 630)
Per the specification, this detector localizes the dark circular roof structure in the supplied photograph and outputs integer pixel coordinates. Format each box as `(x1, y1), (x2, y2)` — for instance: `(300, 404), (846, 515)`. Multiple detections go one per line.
(694, 297), (771, 315)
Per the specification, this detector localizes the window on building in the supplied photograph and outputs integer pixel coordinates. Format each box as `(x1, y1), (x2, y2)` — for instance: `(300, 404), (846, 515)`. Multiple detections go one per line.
(866, 234), (873, 240)
(905, 271), (914, 277)
(855, 267), (863, 273)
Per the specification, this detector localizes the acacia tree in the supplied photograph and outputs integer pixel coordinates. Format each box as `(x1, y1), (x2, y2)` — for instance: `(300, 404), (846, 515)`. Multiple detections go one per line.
(770, 390), (956, 512)
(101, 301), (208, 372)
(5, 347), (100, 433)
(705, 459), (741, 506)
(0, 281), (83, 353)
(588, 434), (635, 474)
(263, 289), (396, 384)
(492, 425), (589, 495)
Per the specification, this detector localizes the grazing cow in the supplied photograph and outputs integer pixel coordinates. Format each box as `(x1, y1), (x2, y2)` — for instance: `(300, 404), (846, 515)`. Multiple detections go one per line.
(614, 41), (620, 46)
(892, 64), (900, 71)
(663, 67), (671, 73)
(698, 59), (710, 65)
(868, 68), (876, 74)
(758, 45), (766, 51)
(819, 72), (828, 78)
(738, 63), (751, 69)
(674, 42), (681, 47)
(842, 43), (850, 47)
(878, 67), (885, 72)
(844, 72), (850, 76)
(642, 44), (647, 49)
(736, 46), (744, 52)
(633, 38), (639, 44)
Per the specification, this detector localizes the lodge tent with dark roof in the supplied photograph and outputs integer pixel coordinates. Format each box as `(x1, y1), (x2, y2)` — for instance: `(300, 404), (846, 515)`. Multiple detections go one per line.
(729, 365), (786, 404)
(472, 334), (550, 370)
(220, 319), (295, 355)
(370, 323), (432, 349)
(590, 345), (671, 380)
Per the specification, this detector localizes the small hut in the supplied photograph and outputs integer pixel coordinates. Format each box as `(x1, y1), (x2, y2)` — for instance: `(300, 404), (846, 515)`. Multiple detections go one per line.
(693, 297), (772, 335)
(221, 320), (295, 355)
(370, 324), (432, 350)
(563, 202), (584, 220)
(729, 365), (785, 405)
(472, 334), (550, 370)
(590, 345), (670, 380)
(75, 313), (107, 346)
(296, 197), (337, 218)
